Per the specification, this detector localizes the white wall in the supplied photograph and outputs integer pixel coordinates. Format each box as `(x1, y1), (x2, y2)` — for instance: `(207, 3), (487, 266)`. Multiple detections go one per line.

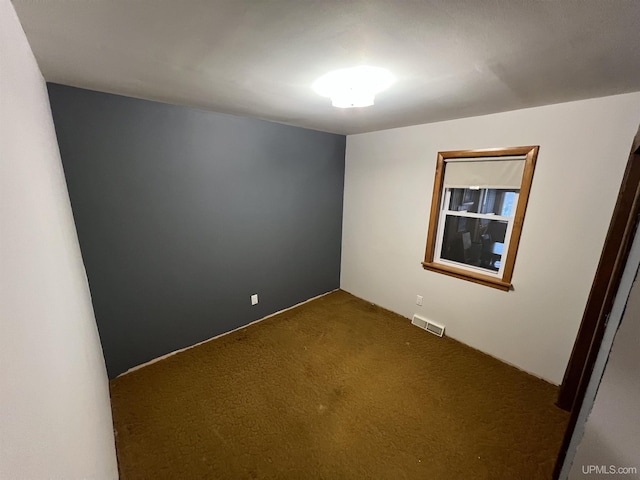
(341, 93), (640, 384)
(0, 1), (118, 478)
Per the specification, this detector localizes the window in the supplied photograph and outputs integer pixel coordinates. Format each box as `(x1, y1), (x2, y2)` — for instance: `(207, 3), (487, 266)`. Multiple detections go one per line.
(422, 146), (538, 291)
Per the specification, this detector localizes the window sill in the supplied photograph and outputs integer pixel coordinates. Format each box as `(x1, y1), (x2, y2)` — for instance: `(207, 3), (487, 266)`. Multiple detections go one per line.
(421, 261), (512, 291)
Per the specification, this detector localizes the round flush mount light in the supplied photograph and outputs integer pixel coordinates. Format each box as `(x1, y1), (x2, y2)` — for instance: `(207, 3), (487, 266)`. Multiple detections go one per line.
(312, 66), (395, 108)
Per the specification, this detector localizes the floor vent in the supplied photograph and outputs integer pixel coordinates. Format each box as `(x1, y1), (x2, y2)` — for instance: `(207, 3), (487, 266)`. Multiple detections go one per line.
(411, 314), (445, 337)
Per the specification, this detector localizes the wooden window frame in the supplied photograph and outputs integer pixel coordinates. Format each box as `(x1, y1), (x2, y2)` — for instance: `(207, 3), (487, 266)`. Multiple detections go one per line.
(421, 146), (539, 291)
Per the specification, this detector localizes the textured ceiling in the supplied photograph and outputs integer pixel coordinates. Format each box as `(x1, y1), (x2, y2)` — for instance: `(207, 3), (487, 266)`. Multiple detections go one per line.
(12, 0), (640, 135)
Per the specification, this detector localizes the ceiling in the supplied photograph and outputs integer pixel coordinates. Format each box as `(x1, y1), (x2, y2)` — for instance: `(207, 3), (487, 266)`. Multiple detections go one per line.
(12, 0), (640, 135)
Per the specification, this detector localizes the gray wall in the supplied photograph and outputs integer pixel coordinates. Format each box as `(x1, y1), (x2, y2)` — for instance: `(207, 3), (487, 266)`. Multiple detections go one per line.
(47, 84), (346, 378)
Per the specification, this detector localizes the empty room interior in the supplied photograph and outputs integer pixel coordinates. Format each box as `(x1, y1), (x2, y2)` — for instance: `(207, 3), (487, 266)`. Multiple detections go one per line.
(3, 0), (640, 479)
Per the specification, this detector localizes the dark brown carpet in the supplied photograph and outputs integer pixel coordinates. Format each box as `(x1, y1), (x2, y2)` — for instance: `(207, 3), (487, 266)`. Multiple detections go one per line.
(110, 290), (568, 479)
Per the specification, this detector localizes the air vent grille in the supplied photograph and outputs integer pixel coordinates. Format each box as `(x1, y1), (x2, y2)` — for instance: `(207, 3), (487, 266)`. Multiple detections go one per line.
(411, 314), (445, 337)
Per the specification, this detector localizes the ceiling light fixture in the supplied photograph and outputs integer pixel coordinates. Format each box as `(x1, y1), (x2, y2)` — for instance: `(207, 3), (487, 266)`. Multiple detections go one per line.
(312, 66), (395, 108)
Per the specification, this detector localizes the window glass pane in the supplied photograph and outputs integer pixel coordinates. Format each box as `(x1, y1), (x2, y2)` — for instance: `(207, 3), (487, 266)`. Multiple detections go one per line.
(501, 191), (516, 216)
(447, 188), (518, 216)
(440, 216), (509, 272)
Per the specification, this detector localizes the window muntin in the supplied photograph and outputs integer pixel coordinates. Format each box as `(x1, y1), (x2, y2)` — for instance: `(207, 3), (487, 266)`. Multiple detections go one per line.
(422, 146), (538, 291)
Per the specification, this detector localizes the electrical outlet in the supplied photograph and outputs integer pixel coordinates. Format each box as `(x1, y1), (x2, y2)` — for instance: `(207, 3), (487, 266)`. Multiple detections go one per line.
(251, 294), (258, 305)
(416, 295), (423, 306)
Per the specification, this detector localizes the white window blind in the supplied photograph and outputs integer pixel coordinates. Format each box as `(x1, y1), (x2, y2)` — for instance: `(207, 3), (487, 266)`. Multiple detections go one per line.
(443, 158), (525, 189)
